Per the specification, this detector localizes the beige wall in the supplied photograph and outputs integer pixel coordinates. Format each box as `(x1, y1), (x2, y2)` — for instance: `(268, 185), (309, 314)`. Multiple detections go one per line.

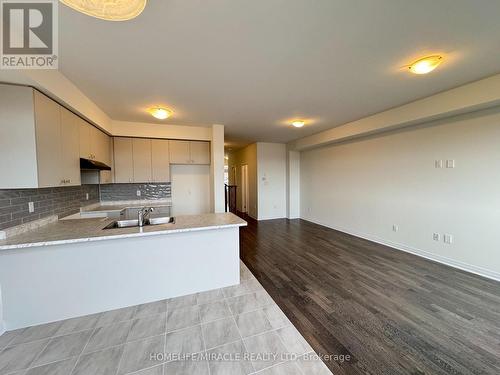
(300, 106), (500, 280)
(228, 144), (258, 219)
(111, 120), (212, 140)
(228, 143), (288, 220)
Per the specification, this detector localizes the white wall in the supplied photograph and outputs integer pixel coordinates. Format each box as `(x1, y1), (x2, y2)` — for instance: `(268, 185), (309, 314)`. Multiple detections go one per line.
(0, 70), (113, 133)
(300, 107), (500, 280)
(171, 165), (211, 215)
(0, 73), (225, 213)
(289, 73), (500, 151)
(257, 143), (287, 220)
(210, 124), (225, 213)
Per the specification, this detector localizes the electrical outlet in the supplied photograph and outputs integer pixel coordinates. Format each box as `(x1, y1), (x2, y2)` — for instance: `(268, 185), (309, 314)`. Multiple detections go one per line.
(136, 190), (141, 197)
(28, 202), (34, 213)
(85, 193), (89, 200)
(433, 233), (440, 241)
(435, 160), (443, 168)
(444, 234), (453, 244)
(446, 159), (455, 168)
(392, 224), (399, 232)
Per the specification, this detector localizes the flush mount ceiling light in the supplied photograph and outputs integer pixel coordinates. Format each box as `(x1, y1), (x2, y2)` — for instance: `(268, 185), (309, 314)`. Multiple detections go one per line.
(60, 0), (147, 21)
(148, 107), (172, 120)
(291, 120), (305, 128)
(408, 55), (443, 74)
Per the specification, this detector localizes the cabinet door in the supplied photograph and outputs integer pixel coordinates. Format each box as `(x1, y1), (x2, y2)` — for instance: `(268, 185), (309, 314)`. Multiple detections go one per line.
(101, 137), (113, 184)
(132, 138), (152, 182)
(89, 126), (102, 161)
(99, 135), (112, 184)
(34, 91), (62, 187)
(60, 108), (81, 186)
(114, 137), (134, 183)
(190, 141), (210, 164)
(151, 139), (170, 182)
(96, 128), (111, 163)
(169, 140), (191, 164)
(79, 120), (91, 159)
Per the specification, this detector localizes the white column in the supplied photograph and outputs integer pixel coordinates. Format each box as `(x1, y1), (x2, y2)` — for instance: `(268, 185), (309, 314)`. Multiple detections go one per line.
(287, 150), (300, 219)
(210, 124), (225, 212)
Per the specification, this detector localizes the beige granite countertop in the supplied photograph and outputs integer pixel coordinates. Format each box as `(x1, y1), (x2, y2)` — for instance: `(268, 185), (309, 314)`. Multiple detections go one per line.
(0, 213), (247, 251)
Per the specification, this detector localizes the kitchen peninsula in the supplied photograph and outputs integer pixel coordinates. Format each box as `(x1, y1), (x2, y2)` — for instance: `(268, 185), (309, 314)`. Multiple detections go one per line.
(0, 213), (246, 330)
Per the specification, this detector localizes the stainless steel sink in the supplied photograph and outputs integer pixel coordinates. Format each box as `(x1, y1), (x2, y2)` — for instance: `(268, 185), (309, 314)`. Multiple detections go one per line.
(148, 216), (175, 225)
(103, 216), (175, 230)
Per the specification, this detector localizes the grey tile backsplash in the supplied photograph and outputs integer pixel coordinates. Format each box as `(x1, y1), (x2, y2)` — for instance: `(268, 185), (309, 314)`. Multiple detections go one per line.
(100, 183), (171, 202)
(0, 185), (99, 230)
(0, 183), (171, 230)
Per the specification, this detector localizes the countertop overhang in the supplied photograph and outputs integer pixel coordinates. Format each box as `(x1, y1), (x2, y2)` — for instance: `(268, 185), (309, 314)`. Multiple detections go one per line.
(0, 213), (247, 251)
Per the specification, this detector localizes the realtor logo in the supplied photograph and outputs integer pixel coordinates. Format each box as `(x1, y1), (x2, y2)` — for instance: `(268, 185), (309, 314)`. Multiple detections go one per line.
(1, 0), (58, 69)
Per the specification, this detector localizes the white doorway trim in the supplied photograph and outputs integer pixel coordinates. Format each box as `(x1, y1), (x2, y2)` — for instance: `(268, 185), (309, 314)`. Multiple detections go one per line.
(241, 164), (249, 213)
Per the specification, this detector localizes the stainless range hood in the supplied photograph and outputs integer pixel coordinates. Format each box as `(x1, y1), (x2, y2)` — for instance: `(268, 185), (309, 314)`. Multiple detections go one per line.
(80, 158), (111, 171)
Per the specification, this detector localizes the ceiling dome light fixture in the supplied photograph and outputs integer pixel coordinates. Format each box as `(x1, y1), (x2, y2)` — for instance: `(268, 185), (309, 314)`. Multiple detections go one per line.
(60, 0), (147, 21)
(149, 107), (172, 120)
(291, 120), (305, 128)
(408, 55), (443, 75)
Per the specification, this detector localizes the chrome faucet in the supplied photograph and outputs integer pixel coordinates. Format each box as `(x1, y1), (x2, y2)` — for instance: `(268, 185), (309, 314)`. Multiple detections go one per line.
(138, 207), (154, 227)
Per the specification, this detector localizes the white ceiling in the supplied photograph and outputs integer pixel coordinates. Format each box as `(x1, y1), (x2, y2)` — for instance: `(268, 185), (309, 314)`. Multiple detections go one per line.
(59, 0), (500, 147)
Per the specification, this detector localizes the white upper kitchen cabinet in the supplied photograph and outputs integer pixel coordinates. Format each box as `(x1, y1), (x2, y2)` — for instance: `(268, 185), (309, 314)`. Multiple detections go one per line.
(60, 108), (82, 186)
(152, 139), (170, 182)
(0, 85), (82, 189)
(132, 138), (152, 183)
(80, 117), (112, 184)
(169, 140), (210, 165)
(79, 119), (111, 164)
(113, 137), (134, 183)
(79, 120), (91, 159)
(34, 91), (63, 188)
(90, 125), (111, 164)
(190, 141), (211, 164)
(169, 140), (191, 164)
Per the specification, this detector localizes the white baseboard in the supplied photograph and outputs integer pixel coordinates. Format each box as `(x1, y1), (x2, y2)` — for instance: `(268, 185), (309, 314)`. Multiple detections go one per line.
(302, 217), (500, 283)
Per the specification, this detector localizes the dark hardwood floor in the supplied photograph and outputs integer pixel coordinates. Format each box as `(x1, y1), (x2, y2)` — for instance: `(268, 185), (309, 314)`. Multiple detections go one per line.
(239, 216), (500, 375)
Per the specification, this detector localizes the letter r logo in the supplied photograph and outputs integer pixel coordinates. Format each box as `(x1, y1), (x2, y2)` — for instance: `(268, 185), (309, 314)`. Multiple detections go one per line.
(2, 1), (53, 54)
